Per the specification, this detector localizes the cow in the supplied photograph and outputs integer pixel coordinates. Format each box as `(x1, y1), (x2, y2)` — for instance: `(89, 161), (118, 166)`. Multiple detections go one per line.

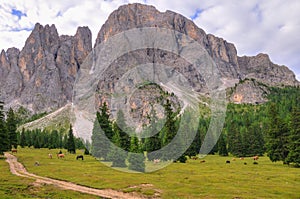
(253, 156), (259, 161)
(11, 149), (17, 153)
(226, 160), (230, 164)
(48, 154), (53, 159)
(76, 155), (84, 160)
(200, 160), (206, 163)
(57, 154), (65, 159)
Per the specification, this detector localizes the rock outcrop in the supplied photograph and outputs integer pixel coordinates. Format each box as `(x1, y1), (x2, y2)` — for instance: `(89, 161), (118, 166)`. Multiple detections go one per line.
(0, 24), (92, 112)
(94, 3), (298, 106)
(0, 3), (299, 113)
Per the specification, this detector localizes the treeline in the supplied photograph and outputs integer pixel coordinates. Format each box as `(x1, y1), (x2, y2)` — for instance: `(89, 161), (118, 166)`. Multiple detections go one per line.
(0, 103), (18, 155)
(220, 86), (300, 166)
(18, 126), (85, 151)
(0, 101), (86, 155)
(91, 100), (190, 172)
(91, 86), (300, 169)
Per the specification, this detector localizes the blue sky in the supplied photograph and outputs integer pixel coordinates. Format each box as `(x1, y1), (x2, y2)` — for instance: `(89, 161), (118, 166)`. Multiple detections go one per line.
(0, 0), (299, 80)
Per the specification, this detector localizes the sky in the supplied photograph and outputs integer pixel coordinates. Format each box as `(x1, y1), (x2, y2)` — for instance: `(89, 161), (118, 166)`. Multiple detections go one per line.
(0, 0), (299, 80)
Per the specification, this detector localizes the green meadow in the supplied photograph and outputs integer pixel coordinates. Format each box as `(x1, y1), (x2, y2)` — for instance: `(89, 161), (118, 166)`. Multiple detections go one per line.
(1, 148), (299, 198)
(0, 156), (101, 199)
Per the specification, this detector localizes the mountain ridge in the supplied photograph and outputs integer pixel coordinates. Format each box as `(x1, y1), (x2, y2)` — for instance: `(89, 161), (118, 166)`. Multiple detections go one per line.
(0, 3), (298, 113)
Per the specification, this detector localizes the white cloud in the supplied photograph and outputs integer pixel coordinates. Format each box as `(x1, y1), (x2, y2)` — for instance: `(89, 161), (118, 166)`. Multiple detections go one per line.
(0, 0), (299, 80)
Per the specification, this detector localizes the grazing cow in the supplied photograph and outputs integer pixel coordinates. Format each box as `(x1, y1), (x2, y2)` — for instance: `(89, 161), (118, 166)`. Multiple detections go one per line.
(191, 156), (199, 160)
(34, 161), (40, 166)
(240, 157), (244, 160)
(232, 158), (236, 161)
(153, 159), (160, 164)
(48, 154), (53, 159)
(76, 155), (84, 160)
(11, 149), (17, 153)
(57, 154), (65, 159)
(200, 160), (206, 163)
(253, 156), (259, 161)
(226, 160), (230, 164)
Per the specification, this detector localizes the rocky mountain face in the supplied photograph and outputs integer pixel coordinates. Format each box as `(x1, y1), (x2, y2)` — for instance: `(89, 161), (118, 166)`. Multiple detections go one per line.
(0, 23), (92, 112)
(95, 3), (298, 106)
(0, 3), (299, 113)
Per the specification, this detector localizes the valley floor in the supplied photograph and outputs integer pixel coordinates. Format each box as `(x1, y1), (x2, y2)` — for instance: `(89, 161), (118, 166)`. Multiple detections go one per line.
(1, 148), (300, 198)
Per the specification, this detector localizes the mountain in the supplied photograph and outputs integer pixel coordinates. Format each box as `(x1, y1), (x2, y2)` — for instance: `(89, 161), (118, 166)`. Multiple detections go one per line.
(0, 3), (299, 114)
(0, 24), (91, 112)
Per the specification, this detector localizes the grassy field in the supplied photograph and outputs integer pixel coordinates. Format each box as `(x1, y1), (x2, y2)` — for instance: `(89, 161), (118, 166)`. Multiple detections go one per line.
(3, 148), (300, 199)
(0, 156), (102, 199)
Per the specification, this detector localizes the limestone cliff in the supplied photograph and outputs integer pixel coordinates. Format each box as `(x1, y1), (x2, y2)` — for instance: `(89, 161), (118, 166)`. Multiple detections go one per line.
(0, 3), (299, 113)
(0, 24), (92, 112)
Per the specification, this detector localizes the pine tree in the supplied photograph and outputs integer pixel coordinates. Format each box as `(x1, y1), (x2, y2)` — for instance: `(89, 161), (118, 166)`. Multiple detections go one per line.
(115, 110), (130, 151)
(67, 125), (76, 154)
(266, 103), (290, 163)
(49, 130), (59, 149)
(91, 112), (110, 159)
(107, 129), (127, 167)
(161, 99), (178, 161)
(91, 103), (114, 160)
(63, 133), (68, 149)
(218, 132), (228, 156)
(25, 130), (32, 147)
(98, 103), (114, 140)
(0, 101), (9, 154)
(143, 106), (161, 160)
(128, 136), (145, 172)
(6, 108), (17, 149)
(20, 128), (26, 148)
(286, 103), (300, 165)
(227, 122), (244, 157)
(32, 129), (41, 149)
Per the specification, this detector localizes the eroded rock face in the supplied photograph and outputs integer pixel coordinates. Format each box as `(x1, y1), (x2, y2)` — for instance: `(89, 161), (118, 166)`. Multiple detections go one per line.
(238, 53), (299, 86)
(230, 79), (270, 104)
(94, 3), (298, 107)
(0, 23), (92, 112)
(0, 3), (299, 113)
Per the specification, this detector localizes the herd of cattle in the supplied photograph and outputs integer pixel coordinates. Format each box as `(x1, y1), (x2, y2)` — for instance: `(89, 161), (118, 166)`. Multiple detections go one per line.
(11, 149), (260, 164)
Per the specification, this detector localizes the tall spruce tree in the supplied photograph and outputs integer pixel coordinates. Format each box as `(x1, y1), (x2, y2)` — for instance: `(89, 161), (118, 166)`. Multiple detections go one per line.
(227, 122), (244, 157)
(266, 103), (290, 163)
(161, 99), (178, 161)
(115, 110), (130, 151)
(20, 128), (26, 148)
(128, 136), (145, 172)
(91, 102), (114, 160)
(98, 102), (114, 140)
(67, 125), (76, 153)
(143, 106), (161, 160)
(6, 108), (17, 149)
(107, 129), (127, 167)
(0, 101), (9, 154)
(286, 102), (300, 165)
(218, 132), (228, 156)
(91, 117), (109, 159)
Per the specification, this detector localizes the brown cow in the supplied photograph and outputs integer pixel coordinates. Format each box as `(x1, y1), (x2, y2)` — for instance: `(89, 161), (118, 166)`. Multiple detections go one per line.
(57, 154), (65, 159)
(253, 156), (259, 161)
(11, 149), (17, 153)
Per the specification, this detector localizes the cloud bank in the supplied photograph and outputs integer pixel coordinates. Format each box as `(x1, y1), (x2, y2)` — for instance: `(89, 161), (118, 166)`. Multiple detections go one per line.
(0, 0), (299, 80)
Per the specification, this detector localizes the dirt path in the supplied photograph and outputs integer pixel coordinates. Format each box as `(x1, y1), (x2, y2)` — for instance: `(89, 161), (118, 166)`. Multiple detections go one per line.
(4, 153), (145, 199)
